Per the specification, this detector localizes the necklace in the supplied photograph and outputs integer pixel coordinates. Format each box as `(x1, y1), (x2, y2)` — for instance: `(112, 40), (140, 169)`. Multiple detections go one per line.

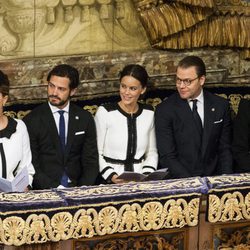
(118, 101), (138, 114)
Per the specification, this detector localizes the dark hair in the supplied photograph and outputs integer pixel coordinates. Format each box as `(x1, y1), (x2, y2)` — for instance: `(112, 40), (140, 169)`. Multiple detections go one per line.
(0, 70), (10, 96)
(119, 64), (149, 88)
(47, 64), (80, 90)
(177, 56), (206, 77)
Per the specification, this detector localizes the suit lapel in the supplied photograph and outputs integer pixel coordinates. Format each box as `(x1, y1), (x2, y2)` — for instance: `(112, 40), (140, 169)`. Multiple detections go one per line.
(176, 95), (194, 124)
(65, 104), (78, 159)
(42, 103), (64, 160)
(201, 91), (216, 156)
(176, 95), (201, 141)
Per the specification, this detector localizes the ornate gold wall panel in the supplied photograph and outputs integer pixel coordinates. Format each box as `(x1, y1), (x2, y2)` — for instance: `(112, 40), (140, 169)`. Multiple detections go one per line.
(0, 0), (149, 59)
(132, 0), (250, 59)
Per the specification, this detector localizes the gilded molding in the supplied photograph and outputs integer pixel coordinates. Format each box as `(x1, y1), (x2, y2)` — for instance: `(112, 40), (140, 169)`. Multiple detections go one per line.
(0, 178), (205, 246)
(208, 192), (247, 223)
(207, 174), (250, 223)
(0, 198), (199, 246)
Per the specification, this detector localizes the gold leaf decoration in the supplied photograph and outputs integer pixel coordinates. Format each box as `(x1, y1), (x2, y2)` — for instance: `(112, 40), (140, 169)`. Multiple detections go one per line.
(0, 198), (200, 246)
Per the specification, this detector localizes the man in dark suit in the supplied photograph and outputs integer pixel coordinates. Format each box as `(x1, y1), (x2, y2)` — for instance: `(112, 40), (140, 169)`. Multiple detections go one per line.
(24, 64), (99, 189)
(155, 56), (233, 178)
(232, 99), (250, 173)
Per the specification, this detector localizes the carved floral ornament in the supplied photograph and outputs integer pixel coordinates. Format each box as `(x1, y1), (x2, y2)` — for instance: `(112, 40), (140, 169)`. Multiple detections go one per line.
(132, 0), (250, 59)
(207, 175), (250, 223)
(208, 191), (250, 223)
(0, 198), (199, 246)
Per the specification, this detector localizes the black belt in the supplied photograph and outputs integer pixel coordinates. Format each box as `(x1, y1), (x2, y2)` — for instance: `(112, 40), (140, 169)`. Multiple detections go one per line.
(103, 155), (145, 165)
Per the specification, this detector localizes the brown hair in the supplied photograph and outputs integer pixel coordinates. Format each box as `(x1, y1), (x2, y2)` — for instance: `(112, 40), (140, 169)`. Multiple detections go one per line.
(119, 64), (149, 88)
(47, 64), (79, 90)
(178, 56), (206, 77)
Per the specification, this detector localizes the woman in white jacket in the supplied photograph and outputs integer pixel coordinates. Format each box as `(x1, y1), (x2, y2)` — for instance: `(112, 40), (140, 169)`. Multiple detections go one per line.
(0, 70), (35, 191)
(95, 64), (158, 184)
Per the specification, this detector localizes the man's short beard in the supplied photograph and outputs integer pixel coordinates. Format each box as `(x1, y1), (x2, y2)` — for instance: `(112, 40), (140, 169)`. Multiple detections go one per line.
(48, 96), (68, 107)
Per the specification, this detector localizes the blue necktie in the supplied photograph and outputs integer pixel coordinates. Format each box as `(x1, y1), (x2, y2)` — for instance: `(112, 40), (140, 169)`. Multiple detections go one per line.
(58, 110), (66, 150)
(58, 110), (68, 187)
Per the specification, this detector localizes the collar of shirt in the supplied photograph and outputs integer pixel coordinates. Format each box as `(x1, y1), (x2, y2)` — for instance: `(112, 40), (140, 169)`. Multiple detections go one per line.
(48, 101), (70, 114)
(48, 102), (70, 136)
(188, 89), (204, 106)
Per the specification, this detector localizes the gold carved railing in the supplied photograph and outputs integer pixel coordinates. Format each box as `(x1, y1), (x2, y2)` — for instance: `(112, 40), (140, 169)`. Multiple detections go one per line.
(1, 175), (250, 249)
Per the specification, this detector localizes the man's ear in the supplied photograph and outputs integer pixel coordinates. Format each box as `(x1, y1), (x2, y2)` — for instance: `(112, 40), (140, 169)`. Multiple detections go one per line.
(200, 76), (206, 86)
(70, 88), (77, 97)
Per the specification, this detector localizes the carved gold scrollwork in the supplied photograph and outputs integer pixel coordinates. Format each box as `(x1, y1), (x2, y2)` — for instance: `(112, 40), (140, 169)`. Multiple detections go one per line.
(94, 234), (184, 250)
(1, 216), (26, 246)
(221, 192), (244, 221)
(140, 201), (164, 230)
(96, 206), (119, 235)
(242, 192), (250, 220)
(50, 212), (74, 241)
(215, 226), (250, 249)
(0, 198), (199, 246)
(208, 191), (250, 223)
(25, 214), (51, 244)
(228, 94), (243, 115)
(118, 203), (141, 232)
(208, 194), (222, 223)
(72, 208), (97, 238)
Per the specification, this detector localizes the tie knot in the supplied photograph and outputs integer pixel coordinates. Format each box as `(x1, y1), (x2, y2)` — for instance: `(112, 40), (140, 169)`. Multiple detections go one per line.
(191, 99), (198, 110)
(58, 110), (65, 116)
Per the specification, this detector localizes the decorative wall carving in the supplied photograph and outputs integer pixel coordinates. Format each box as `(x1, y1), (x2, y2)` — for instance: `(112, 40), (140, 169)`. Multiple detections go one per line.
(0, 1), (249, 105)
(132, 0), (250, 59)
(0, 0), (149, 59)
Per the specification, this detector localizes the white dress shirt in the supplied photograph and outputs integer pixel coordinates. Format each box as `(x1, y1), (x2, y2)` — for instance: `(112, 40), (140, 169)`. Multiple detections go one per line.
(48, 102), (70, 142)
